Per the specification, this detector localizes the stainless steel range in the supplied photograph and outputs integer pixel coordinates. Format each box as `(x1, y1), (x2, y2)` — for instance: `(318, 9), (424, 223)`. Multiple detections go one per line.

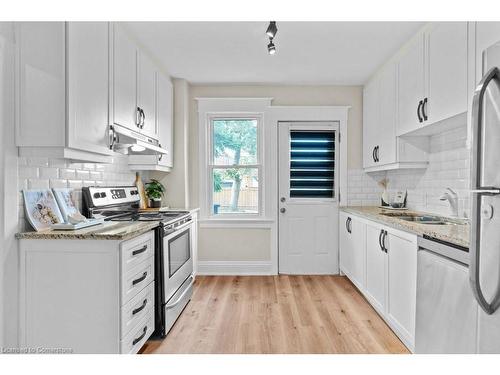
(82, 186), (195, 338)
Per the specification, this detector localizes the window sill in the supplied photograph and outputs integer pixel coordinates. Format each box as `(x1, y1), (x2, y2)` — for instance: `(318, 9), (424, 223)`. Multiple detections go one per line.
(198, 217), (274, 229)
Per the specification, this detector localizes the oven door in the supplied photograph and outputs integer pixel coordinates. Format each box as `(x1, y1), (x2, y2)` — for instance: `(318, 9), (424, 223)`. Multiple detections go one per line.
(163, 221), (193, 301)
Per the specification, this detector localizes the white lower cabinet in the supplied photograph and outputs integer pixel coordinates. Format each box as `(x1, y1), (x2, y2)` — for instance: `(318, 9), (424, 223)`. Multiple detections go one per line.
(339, 212), (366, 290)
(18, 230), (155, 354)
(339, 212), (418, 351)
(365, 223), (387, 315)
(386, 231), (417, 348)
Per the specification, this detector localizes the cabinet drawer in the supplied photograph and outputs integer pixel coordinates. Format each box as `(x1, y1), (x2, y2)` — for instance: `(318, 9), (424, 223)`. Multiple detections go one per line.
(121, 231), (154, 275)
(121, 310), (154, 354)
(121, 257), (154, 306)
(121, 281), (154, 338)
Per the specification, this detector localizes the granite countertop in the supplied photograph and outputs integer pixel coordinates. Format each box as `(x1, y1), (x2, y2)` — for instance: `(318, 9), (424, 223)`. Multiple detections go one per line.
(16, 207), (200, 241)
(16, 221), (160, 241)
(341, 206), (469, 248)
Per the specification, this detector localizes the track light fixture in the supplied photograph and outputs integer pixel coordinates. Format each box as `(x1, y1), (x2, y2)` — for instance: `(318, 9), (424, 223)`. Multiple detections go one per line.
(266, 21), (278, 55)
(267, 39), (276, 55)
(266, 21), (277, 38)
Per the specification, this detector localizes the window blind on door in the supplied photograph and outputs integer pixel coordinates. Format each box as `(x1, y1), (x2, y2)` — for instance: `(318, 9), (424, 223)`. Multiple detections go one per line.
(289, 131), (335, 198)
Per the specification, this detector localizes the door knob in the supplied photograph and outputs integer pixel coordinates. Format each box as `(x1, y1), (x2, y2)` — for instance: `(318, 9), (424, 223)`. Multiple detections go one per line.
(280, 207), (286, 213)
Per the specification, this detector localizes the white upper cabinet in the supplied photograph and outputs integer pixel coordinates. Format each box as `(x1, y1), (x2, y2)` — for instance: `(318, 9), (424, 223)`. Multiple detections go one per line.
(112, 24), (138, 132)
(397, 33), (426, 136)
(362, 78), (378, 169)
(112, 24), (159, 140)
(474, 22), (500, 83)
(15, 22), (112, 162)
(397, 22), (468, 136)
(66, 23), (111, 156)
(157, 73), (174, 168)
(128, 71), (174, 172)
(426, 22), (468, 125)
(137, 52), (158, 139)
(363, 60), (427, 172)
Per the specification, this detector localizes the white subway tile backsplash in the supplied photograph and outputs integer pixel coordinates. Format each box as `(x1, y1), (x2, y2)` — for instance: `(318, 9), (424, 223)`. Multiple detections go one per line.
(348, 125), (471, 218)
(39, 167), (59, 179)
(17, 153), (143, 232)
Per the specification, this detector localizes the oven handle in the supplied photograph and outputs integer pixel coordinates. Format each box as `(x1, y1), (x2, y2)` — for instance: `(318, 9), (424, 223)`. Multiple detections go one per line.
(165, 276), (195, 310)
(163, 220), (193, 239)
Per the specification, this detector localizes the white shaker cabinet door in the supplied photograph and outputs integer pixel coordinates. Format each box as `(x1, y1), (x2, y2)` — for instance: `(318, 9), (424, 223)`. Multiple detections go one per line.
(66, 22), (112, 156)
(113, 24), (138, 132)
(137, 52), (157, 139)
(426, 22), (468, 124)
(362, 78), (378, 169)
(339, 212), (353, 277)
(365, 224), (387, 315)
(377, 62), (397, 166)
(387, 232), (417, 347)
(397, 33), (426, 135)
(157, 73), (173, 168)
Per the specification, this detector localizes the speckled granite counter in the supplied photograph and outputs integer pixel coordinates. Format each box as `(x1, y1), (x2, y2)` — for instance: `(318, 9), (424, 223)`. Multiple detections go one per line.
(16, 221), (159, 241)
(341, 206), (469, 248)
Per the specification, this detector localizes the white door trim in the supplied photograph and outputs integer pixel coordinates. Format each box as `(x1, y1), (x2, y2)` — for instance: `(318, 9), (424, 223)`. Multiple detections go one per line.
(266, 106), (350, 275)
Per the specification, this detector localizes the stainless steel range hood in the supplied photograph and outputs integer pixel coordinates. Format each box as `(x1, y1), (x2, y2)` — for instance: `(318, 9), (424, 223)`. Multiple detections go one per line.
(109, 124), (168, 155)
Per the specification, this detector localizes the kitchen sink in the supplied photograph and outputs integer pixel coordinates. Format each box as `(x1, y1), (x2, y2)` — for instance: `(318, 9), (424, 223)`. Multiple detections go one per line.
(380, 212), (468, 225)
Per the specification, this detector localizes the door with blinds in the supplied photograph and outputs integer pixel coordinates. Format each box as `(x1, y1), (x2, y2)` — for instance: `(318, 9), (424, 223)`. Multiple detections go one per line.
(278, 122), (339, 274)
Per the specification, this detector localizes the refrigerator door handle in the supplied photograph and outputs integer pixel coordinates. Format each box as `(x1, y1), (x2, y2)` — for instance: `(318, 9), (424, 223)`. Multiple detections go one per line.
(470, 66), (500, 315)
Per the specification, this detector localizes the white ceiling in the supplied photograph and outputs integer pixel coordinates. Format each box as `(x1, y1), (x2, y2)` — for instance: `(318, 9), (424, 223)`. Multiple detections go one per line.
(123, 22), (424, 86)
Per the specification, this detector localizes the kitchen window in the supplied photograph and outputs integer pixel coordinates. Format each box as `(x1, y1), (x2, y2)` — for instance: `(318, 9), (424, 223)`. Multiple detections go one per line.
(207, 116), (262, 216)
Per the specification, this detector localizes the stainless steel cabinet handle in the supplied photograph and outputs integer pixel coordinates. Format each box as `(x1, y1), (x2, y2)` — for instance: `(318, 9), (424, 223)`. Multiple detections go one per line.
(108, 125), (117, 149)
(382, 230), (388, 253)
(132, 245), (147, 256)
(470, 189), (500, 195)
(422, 98), (428, 121)
(417, 100), (423, 123)
(470, 66), (500, 315)
(140, 109), (145, 129)
(132, 326), (147, 346)
(158, 144), (163, 161)
(132, 299), (148, 315)
(378, 229), (384, 252)
(132, 272), (147, 286)
(136, 107), (142, 127)
(280, 207), (286, 213)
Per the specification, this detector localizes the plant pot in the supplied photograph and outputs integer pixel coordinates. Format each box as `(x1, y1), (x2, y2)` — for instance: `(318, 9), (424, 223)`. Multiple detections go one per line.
(149, 199), (162, 208)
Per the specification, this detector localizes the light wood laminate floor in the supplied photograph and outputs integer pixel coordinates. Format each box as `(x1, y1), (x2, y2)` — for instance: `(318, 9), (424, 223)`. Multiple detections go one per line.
(141, 275), (409, 354)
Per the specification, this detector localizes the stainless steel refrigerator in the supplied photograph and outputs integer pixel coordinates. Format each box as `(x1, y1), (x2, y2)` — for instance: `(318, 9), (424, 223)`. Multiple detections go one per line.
(470, 40), (500, 353)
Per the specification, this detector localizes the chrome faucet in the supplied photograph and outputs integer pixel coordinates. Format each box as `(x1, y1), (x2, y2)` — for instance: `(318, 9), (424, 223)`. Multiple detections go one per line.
(439, 188), (459, 217)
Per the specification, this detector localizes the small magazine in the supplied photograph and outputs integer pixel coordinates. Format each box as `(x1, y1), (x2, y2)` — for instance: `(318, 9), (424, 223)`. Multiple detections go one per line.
(52, 188), (80, 222)
(22, 189), (64, 232)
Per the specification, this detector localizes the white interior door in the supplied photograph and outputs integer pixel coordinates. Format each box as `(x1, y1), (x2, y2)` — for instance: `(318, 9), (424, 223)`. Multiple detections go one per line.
(278, 122), (339, 275)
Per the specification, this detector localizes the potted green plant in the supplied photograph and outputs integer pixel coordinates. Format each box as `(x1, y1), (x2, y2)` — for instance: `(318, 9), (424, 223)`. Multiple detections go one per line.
(145, 179), (166, 208)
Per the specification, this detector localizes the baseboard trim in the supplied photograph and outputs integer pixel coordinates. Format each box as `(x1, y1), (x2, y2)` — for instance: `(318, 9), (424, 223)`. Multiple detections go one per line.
(197, 261), (275, 275)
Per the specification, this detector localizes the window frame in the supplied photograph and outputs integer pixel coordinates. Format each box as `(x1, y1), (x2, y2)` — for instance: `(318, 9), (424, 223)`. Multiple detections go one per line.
(206, 113), (264, 219)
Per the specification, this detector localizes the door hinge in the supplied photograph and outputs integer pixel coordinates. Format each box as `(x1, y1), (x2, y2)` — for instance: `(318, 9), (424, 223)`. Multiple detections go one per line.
(338, 132), (341, 143)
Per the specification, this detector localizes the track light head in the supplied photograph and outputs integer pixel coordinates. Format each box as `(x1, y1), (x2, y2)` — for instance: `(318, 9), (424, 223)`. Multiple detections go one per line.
(267, 39), (276, 55)
(266, 21), (277, 38)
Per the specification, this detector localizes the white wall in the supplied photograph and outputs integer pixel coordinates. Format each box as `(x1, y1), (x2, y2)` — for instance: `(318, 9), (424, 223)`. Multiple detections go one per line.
(1, 22), (18, 348)
(348, 124), (471, 217)
(187, 85), (362, 264)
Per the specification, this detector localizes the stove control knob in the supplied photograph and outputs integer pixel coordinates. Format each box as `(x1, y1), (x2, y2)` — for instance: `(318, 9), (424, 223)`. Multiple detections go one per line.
(93, 193), (100, 199)
(100, 192), (106, 198)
